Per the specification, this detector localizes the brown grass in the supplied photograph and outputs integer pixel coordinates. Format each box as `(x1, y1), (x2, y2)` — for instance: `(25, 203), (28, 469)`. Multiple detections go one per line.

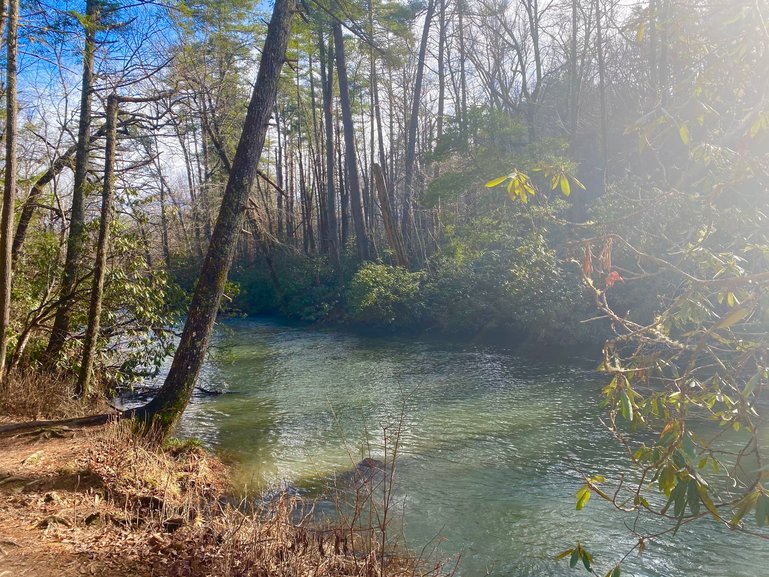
(0, 419), (454, 577)
(0, 370), (108, 421)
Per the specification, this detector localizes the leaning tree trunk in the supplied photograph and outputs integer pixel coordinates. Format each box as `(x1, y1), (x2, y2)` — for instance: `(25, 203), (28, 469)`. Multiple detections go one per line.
(136, 0), (296, 433)
(45, 0), (99, 362)
(0, 0), (19, 383)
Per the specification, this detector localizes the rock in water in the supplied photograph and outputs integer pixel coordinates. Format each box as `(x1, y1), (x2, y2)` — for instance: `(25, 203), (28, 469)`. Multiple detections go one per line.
(354, 457), (387, 488)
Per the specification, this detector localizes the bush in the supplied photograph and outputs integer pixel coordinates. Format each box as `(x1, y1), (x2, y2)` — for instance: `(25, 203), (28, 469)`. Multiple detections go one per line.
(233, 252), (342, 322)
(346, 263), (424, 329)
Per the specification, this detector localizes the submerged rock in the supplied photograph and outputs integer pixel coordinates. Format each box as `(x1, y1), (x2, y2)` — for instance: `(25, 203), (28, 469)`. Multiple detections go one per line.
(353, 457), (387, 488)
(356, 457), (385, 470)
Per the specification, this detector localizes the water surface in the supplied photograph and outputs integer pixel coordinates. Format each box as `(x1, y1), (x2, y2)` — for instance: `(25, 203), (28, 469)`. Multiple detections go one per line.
(160, 318), (767, 577)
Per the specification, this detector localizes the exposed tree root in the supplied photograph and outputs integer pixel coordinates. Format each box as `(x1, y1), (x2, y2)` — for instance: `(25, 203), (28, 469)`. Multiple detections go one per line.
(0, 411), (120, 436)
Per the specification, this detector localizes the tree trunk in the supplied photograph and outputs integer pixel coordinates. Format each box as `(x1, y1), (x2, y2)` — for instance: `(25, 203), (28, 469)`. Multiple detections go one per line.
(275, 104), (286, 241)
(595, 0), (608, 172)
(12, 125), (110, 265)
(155, 148), (172, 269)
(77, 94), (118, 398)
(373, 164), (408, 268)
(368, 0), (376, 233)
(45, 0), (99, 362)
(0, 0), (19, 383)
(319, 31), (339, 265)
(569, 0), (579, 147)
(457, 0), (468, 145)
(403, 0), (436, 258)
(308, 51), (327, 254)
(135, 0), (296, 433)
(336, 118), (349, 249)
(333, 19), (369, 261)
(434, 0), (446, 178)
(175, 118), (205, 260)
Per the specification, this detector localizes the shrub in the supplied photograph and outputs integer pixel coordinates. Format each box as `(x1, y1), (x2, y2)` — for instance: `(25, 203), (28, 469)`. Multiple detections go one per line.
(346, 263), (424, 329)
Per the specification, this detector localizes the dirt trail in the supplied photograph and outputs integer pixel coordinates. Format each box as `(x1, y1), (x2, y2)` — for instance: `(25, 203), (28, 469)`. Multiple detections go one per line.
(0, 429), (153, 577)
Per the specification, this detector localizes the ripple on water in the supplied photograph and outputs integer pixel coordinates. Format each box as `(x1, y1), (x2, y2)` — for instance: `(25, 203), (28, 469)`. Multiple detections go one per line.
(169, 319), (769, 577)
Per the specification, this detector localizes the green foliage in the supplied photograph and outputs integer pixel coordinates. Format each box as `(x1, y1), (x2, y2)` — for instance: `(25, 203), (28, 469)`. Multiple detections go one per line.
(233, 251), (343, 323)
(424, 215), (596, 344)
(346, 263), (424, 329)
(9, 219), (183, 386)
(558, 0), (769, 568)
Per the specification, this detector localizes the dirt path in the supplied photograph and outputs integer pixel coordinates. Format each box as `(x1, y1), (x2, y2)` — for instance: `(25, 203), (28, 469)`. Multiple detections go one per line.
(0, 429), (154, 577)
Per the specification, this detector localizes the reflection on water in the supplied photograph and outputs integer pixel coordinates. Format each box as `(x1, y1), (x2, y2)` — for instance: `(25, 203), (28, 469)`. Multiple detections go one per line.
(151, 318), (767, 577)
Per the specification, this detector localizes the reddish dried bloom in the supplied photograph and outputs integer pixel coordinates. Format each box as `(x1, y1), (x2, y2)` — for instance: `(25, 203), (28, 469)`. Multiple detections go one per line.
(606, 271), (624, 288)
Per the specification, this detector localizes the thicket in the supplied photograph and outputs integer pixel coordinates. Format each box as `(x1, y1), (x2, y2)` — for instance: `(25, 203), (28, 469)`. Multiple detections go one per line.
(230, 190), (603, 347)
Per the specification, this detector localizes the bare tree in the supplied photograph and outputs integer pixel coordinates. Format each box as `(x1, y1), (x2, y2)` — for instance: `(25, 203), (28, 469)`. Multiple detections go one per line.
(45, 0), (100, 362)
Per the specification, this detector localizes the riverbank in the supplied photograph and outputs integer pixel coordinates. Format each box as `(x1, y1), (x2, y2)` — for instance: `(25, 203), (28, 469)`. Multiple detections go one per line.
(0, 376), (440, 577)
(0, 419), (223, 576)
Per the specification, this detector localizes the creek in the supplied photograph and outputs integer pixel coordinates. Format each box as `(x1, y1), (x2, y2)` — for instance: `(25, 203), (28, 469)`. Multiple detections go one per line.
(151, 318), (768, 576)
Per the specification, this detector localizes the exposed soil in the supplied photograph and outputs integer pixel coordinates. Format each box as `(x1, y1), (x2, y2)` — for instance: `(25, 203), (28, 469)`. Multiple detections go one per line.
(0, 420), (439, 577)
(0, 424), (225, 577)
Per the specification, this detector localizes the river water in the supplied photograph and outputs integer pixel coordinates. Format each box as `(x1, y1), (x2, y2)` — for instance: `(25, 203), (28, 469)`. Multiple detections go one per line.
(159, 318), (767, 576)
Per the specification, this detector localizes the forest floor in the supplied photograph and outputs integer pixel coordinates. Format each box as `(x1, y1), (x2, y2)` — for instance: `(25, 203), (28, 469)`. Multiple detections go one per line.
(0, 414), (430, 577)
(0, 420), (230, 577)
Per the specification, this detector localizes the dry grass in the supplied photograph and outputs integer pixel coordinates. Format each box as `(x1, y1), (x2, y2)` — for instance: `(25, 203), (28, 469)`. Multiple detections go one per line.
(93, 423), (449, 577)
(0, 370), (108, 421)
(0, 420), (454, 577)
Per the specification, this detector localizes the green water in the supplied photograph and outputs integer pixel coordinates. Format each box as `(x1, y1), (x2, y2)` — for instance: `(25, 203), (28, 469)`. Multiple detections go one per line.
(161, 318), (766, 576)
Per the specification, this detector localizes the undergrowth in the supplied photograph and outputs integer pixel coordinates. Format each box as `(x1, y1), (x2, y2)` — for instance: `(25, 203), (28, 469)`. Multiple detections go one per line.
(0, 370), (107, 420)
(0, 418), (453, 577)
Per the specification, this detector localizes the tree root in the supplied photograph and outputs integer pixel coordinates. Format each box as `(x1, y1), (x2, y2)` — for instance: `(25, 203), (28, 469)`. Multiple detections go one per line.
(0, 411), (121, 437)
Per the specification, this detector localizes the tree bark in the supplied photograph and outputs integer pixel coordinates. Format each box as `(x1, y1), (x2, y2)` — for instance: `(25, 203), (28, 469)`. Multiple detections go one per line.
(434, 0), (446, 178)
(45, 0), (99, 362)
(0, 0), (19, 383)
(318, 31), (339, 266)
(135, 0), (296, 433)
(308, 51), (327, 254)
(402, 0), (435, 260)
(333, 19), (369, 261)
(154, 133), (172, 270)
(275, 104), (285, 240)
(373, 164), (408, 268)
(457, 0), (468, 145)
(77, 94), (118, 398)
